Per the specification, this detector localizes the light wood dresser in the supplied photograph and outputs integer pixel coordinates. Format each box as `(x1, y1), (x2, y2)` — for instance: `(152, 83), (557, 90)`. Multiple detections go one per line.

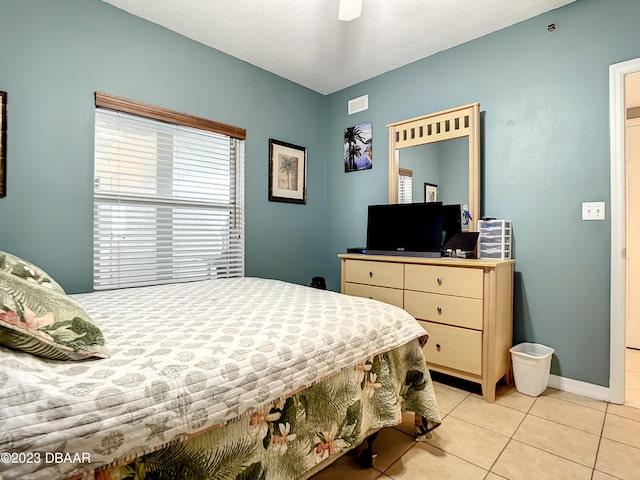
(339, 253), (515, 402)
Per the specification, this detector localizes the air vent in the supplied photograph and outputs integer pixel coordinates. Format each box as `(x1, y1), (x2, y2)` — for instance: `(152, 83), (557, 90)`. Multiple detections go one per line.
(348, 94), (368, 115)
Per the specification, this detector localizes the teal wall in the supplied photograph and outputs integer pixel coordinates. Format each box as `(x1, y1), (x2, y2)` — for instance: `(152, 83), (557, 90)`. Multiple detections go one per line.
(0, 0), (328, 293)
(324, 0), (640, 387)
(1, 0), (639, 388)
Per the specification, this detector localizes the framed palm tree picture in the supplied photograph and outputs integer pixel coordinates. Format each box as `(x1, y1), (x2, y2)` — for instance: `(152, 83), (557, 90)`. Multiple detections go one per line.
(344, 122), (372, 172)
(268, 138), (307, 204)
(0, 91), (6, 197)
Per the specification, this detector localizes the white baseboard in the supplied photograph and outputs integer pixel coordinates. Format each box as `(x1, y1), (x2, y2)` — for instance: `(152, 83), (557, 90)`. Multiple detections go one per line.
(547, 374), (612, 403)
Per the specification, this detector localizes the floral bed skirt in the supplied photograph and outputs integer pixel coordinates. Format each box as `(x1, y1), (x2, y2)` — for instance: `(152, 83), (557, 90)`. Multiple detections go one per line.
(92, 339), (441, 480)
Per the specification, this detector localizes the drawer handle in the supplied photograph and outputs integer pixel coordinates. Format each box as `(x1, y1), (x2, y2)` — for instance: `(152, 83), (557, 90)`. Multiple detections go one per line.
(436, 277), (443, 285)
(369, 271), (373, 278)
(437, 306), (442, 314)
(436, 343), (441, 351)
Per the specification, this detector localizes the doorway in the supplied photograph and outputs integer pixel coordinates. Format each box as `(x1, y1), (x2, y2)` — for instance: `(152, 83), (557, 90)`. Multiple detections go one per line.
(625, 72), (640, 407)
(610, 57), (640, 405)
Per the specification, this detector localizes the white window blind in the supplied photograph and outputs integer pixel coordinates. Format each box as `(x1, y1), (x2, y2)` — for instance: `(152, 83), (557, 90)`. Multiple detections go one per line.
(94, 108), (244, 290)
(398, 169), (413, 204)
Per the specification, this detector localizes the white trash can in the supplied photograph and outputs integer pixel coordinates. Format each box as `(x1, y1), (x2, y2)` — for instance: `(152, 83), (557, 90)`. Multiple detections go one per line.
(509, 343), (555, 397)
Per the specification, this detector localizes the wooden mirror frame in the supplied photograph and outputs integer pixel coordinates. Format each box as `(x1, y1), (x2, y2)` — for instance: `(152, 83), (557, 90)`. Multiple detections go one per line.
(387, 102), (480, 231)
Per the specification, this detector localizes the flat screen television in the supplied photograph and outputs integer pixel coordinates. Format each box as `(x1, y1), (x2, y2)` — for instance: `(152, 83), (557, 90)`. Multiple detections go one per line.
(366, 202), (452, 257)
(442, 203), (462, 247)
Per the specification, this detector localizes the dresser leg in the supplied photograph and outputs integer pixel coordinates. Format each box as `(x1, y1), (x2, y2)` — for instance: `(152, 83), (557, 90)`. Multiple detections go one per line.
(481, 382), (496, 402)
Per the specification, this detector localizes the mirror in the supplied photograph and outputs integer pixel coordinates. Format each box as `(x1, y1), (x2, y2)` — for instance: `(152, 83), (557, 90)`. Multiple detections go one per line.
(399, 137), (468, 205)
(388, 103), (480, 231)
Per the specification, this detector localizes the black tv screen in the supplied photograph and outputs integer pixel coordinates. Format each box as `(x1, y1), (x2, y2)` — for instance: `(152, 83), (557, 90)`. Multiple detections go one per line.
(366, 202), (445, 257)
(442, 204), (462, 246)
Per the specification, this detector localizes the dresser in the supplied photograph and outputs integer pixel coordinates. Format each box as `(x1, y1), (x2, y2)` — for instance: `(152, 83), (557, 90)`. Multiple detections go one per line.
(339, 253), (515, 402)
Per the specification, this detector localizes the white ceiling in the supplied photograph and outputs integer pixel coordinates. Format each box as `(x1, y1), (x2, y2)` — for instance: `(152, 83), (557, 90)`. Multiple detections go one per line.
(103, 0), (576, 95)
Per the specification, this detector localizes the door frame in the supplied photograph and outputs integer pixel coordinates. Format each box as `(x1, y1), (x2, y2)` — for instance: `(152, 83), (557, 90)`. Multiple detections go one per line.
(610, 57), (640, 404)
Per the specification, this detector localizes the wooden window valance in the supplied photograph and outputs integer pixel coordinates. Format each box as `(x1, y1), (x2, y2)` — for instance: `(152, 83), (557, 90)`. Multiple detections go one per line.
(95, 92), (246, 140)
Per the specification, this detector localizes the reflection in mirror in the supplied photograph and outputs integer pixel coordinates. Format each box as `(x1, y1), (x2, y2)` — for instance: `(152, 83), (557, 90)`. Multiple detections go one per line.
(398, 137), (468, 207)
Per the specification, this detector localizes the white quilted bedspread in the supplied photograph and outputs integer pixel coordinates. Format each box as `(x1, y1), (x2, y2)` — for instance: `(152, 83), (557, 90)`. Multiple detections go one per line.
(0, 277), (427, 480)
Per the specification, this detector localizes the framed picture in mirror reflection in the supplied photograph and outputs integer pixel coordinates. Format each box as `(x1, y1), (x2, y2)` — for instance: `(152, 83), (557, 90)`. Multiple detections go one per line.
(424, 182), (438, 203)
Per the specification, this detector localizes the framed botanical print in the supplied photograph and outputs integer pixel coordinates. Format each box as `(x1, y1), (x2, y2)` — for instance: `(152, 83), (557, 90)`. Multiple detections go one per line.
(268, 138), (307, 204)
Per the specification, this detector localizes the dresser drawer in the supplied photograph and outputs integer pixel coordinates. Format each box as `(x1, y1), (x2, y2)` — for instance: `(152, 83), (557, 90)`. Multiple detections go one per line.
(418, 320), (482, 375)
(344, 260), (404, 288)
(344, 282), (404, 308)
(405, 264), (483, 299)
(405, 291), (483, 330)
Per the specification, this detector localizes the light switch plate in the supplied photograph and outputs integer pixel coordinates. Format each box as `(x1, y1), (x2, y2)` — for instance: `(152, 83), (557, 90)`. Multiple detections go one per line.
(582, 201), (605, 220)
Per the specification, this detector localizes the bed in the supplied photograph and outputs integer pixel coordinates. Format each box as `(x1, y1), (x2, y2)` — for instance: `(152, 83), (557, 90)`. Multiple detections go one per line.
(0, 252), (441, 480)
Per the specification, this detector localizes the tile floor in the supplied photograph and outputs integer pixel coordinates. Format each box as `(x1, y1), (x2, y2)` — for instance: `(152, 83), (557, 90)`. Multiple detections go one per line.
(311, 369), (640, 480)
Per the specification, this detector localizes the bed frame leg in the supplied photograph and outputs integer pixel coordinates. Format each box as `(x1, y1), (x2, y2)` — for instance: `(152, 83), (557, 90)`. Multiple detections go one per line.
(357, 431), (379, 468)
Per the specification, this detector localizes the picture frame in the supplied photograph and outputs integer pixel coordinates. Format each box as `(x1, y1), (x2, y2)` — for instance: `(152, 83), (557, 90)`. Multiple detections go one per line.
(424, 182), (438, 203)
(0, 91), (6, 198)
(269, 138), (307, 204)
(344, 122), (372, 172)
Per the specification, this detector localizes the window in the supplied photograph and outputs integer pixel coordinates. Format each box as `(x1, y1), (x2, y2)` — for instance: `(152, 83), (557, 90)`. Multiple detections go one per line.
(93, 93), (245, 290)
(398, 167), (413, 204)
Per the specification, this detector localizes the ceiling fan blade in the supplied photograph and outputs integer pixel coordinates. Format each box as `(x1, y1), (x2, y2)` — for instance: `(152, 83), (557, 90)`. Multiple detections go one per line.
(339, 0), (363, 21)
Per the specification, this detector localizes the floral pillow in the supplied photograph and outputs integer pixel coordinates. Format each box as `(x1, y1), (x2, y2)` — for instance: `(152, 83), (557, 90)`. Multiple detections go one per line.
(0, 269), (110, 361)
(0, 250), (66, 294)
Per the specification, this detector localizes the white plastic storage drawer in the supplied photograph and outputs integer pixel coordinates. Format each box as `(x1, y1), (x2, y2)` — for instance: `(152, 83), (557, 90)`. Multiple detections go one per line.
(478, 220), (512, 260)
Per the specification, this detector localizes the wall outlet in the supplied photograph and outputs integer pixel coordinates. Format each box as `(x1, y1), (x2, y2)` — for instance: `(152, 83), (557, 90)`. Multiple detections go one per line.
(582, 201), (605, 220)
